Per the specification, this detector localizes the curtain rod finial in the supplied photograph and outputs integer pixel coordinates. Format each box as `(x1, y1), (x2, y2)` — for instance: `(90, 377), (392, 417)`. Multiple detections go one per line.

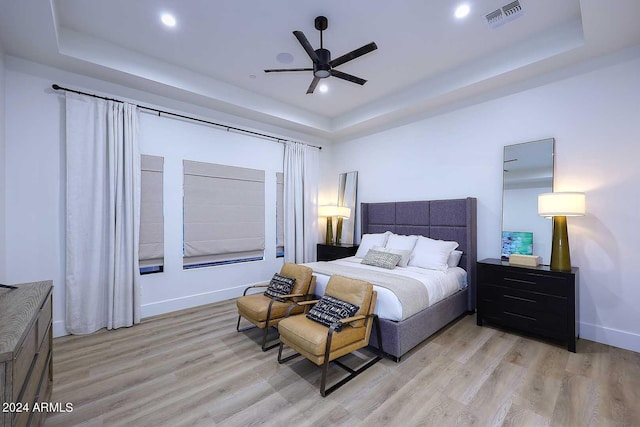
(52, 84), (61, 90)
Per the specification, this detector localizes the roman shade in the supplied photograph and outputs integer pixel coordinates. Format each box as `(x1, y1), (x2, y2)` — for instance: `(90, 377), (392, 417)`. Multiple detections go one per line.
(139, 155), (164, 268)
(183, 160), (265, 266)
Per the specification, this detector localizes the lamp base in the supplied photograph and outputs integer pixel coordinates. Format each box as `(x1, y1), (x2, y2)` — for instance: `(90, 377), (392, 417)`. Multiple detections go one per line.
(325, 217), (334, 245)
(550, 215), (572, 272)
(335, 217), (344, 245)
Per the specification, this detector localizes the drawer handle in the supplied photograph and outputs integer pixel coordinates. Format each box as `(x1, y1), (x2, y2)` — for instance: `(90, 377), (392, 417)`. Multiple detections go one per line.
(504, 311), (537, 321)
(504, 277), (536, 285)
(527, 273), (563, 280)
(503, 294), (536, 303)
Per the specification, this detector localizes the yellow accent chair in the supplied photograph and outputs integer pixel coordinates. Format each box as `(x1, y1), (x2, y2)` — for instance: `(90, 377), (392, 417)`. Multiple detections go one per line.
(277, 275), (383, 396)
(236, 263), (316, 351)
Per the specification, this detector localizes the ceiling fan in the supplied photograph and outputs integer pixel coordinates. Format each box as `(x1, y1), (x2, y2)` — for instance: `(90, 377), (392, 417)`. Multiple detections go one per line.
(264, 16), (378, 94)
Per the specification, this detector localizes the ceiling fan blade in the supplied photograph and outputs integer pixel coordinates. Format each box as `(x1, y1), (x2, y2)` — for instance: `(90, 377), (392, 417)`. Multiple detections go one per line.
(329, 42), (378, 68)
(264, 68), (313, 73)
(330, 70), (367, 85)
(293, 31), (320, 63)
(306, 76), (321, 94)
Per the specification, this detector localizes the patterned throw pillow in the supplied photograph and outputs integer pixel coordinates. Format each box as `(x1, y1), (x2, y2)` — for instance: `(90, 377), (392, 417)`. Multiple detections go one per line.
(361, 249), (402, 269)
(264, 273), (296, 301)
(306, 295), (360, 332)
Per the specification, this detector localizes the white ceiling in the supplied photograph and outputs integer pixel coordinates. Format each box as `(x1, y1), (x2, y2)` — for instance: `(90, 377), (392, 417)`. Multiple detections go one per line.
(1, 0), (639, 141)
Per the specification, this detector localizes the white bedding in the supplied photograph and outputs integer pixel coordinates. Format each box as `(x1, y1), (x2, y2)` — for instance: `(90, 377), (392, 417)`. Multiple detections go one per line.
(308, 256), (467, 321)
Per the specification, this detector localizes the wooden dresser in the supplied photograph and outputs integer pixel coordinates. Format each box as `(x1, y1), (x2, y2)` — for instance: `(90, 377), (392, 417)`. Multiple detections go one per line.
(0, 281), (53, 427)
(476, 259), (578, 352)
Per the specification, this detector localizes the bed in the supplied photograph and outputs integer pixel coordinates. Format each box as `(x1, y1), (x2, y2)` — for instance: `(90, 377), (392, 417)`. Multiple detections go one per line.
(306, 198), (477, 361)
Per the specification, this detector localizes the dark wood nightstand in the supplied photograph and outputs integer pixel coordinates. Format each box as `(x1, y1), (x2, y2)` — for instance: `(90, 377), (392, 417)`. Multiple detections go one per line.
(476, 258), (579, 352)
(317, 243), (359, 261)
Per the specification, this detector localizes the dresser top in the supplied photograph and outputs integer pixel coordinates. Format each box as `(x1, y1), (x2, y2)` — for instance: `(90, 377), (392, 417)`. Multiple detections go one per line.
(478, 258), (578, 274)
(0, 281), (52, 361)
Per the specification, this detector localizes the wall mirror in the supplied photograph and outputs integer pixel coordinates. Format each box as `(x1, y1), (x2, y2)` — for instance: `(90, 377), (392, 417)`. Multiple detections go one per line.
(502, 138), (554, 264)
(337, 171), (358, 244)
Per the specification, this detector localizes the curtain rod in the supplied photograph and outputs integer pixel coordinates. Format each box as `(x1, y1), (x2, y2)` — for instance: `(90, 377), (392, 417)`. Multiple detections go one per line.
(51, 84), (322, 150)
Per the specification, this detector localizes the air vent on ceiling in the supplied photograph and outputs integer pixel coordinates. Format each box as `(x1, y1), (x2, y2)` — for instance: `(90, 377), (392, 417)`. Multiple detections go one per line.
(485, 0), (524, 29)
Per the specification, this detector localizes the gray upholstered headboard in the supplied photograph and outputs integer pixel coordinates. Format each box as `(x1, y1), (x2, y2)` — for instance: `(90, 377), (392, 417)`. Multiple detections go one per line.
(360, 198), (477, 311)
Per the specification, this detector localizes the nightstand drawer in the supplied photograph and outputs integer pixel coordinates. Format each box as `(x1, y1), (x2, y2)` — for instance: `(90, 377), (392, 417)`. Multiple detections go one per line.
(478, 284), (568, 336)
(498, 310), (568, 340)
(480, 265), (568, 297)
(479, 284), (567, 315)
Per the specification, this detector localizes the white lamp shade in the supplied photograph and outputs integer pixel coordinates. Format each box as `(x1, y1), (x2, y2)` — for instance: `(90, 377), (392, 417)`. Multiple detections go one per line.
(318, 205), (351, 218)
(538, 192), (586, 217)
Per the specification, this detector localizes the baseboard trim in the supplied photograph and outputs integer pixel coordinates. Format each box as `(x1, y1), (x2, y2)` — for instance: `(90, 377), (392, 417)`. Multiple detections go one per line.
(52, 285), (250, 338)
(140, 285), (246, 319)
(579, 321), (640, 353)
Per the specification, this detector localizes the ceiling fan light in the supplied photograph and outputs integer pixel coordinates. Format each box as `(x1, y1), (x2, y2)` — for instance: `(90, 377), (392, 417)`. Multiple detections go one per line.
(161, 13), (176, 27)
(314, 70), (330, 78)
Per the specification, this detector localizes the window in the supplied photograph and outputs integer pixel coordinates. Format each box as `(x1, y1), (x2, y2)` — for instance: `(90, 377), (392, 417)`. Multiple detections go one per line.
(139, 155), (164, 274)
(183, 160), (265, 268)
(276, 172), (284, 257)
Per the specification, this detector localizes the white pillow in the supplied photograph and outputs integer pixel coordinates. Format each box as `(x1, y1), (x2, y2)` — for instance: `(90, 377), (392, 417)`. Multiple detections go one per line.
(409, 236), (459, 271)
(355, 232), (392, 258)
(371, 245), (413, 268)
(384, 234), (419, 267)
(447, 250), (463, 267)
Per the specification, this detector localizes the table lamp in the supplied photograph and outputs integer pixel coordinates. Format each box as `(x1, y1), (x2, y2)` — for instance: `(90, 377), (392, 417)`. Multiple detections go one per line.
(318, 205), (351, 245)
(538, 192), (585, 271)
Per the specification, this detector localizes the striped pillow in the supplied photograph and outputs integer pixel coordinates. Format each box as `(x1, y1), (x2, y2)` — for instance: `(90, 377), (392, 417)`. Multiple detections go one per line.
(306, 295), (360, 332)
(264, 273), (296, 301)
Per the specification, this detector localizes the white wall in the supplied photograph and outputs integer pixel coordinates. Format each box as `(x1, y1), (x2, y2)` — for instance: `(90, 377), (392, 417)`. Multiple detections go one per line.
(4, 58), (328, 337)
(0, 43), (6, 281)
(327, 56), (640, 353)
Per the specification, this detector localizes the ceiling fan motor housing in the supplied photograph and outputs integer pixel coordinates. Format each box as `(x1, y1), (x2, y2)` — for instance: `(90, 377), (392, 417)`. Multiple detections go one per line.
(314, 48), (331, 78)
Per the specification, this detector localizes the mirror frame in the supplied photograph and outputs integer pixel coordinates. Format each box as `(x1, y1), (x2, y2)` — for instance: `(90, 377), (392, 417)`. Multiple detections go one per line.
(337, 171), (358, 245)
(501, 138), (555, 264)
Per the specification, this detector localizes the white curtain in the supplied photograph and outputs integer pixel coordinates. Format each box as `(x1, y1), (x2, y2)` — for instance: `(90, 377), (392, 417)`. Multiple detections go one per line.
(65, 92), (141, 334)
(284, 141), (319, 263)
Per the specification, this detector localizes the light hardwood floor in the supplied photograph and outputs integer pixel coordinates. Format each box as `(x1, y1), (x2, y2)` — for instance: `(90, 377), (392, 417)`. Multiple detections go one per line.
(45, 299), (640, 427)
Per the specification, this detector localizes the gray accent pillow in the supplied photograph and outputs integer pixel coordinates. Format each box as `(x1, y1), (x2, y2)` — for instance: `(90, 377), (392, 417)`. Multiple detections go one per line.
(306, 295), (360, 332)
(361, 249), (402, 269)
(264, 273), (295, 301)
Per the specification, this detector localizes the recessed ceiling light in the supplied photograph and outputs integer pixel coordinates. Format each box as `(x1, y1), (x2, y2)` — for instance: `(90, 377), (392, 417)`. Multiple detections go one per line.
(161, 13), (176, 27)
(454, 4), (471, 19)
(319, 84), (328, 93)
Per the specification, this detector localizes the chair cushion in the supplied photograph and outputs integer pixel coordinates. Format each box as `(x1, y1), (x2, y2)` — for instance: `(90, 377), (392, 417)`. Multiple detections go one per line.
(236, 294), (304, 327)
(264, 273), (296, 301)
(306, 295), (359, 332)
(278, 315), (366, 358)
